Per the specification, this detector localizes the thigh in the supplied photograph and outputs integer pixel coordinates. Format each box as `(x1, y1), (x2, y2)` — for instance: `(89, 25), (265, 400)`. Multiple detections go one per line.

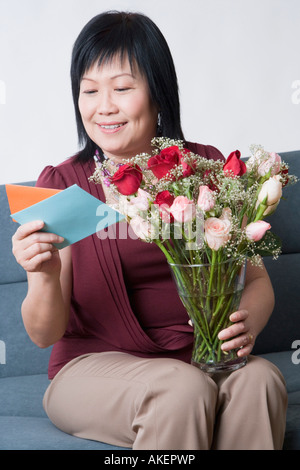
(43, 352), (152, 447)
(43, 351), (217, 449)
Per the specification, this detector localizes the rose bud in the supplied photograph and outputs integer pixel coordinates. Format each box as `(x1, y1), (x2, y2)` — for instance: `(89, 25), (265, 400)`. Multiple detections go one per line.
(258, 175), (282, 206)
(223, 150), (247, 177)
(245, 221), (271, 242)
(197, 185), (215, 212)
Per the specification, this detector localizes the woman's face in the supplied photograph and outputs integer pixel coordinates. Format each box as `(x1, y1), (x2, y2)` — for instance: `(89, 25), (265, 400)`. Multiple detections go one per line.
(78, 55), (158, 162)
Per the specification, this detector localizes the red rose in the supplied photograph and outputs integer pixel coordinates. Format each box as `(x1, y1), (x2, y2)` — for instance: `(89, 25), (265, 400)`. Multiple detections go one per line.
(154, 190), (175, 207)
(179, 149), (196, 177)
(223, 150), (247, 177)
(111, 164), (142, 195)
(147, 146), (181, 179)
(154, 190), (175, 223)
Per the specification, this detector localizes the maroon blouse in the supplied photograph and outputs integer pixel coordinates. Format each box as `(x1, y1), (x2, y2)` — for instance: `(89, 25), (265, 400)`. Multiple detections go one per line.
(36, 142), (224, 378)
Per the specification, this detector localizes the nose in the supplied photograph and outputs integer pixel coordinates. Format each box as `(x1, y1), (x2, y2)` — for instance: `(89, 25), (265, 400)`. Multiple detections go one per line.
(96, 91), (118, 115)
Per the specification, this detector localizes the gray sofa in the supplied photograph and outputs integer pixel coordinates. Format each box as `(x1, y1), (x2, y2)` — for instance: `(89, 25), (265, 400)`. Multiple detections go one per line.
(0, 150), (299, 450)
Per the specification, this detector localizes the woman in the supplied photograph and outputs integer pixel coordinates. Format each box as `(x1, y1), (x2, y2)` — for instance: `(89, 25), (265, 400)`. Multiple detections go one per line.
(12, 11), (287, 450)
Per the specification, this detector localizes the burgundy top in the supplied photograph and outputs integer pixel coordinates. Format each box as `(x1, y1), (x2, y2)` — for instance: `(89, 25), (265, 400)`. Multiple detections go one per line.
(36, 142), (224, 378)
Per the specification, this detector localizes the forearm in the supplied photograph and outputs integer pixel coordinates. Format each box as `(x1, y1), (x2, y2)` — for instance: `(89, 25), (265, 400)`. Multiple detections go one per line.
(239, 263), (275, 337)
(219, 261), (275, 355)
(22, 272), (69, 348)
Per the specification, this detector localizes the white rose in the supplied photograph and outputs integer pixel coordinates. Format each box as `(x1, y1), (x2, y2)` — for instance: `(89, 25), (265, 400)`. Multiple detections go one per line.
(258, 175), (282, 206)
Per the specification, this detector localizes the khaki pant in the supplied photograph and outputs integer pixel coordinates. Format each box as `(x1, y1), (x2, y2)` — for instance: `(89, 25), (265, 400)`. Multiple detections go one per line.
(43, 352), (287, 450)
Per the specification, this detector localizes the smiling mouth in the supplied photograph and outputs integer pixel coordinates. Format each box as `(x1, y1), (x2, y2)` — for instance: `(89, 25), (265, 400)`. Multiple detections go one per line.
(97, 122), (127, 132)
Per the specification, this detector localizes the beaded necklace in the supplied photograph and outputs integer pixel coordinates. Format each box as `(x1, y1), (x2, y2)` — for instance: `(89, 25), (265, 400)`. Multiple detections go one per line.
(93, 149), (124, 187)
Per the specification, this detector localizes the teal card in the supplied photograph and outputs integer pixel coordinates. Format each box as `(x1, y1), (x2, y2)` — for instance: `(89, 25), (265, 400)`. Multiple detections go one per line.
(11, 184), (124, 249)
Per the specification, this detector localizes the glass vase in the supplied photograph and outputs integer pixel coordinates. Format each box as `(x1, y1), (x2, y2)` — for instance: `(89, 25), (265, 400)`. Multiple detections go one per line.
(169, 257), (247, 373)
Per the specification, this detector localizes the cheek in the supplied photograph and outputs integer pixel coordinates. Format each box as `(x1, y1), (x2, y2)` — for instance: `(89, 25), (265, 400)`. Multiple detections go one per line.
(78, 97), (94, 122)
(127, 92), (157, 125)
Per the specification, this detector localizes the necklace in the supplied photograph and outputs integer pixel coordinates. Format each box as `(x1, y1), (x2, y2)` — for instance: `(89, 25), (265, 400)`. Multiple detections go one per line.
(93, 149), (124, 187)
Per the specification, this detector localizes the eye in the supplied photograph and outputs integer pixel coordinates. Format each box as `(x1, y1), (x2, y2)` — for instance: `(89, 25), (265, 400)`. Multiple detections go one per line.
(83, 90), (97, 95)
(115, 87), (131, 92)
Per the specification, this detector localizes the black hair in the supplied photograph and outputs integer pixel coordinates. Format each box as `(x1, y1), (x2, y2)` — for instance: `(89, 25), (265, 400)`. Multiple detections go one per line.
(70, 11), (185, 162)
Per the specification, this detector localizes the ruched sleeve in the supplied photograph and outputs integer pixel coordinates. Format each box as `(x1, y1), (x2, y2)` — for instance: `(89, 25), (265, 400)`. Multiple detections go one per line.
(185, 141), (225, 162)
(36, 165), (69, 191)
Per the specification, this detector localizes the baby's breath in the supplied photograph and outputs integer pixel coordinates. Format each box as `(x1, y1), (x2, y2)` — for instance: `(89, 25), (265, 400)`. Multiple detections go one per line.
(88, 138), (297, 266)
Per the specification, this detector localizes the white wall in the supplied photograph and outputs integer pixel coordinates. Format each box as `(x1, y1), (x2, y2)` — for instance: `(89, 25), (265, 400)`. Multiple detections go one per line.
(0, 0), (299, 184)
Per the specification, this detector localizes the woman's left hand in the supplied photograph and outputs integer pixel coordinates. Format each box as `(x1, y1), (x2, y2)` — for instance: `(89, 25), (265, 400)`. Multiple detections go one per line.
(218, 309), (256, 357)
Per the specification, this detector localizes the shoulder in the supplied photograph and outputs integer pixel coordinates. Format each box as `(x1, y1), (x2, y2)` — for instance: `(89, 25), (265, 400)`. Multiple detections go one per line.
(36, 155), (94, 190)
(184, 141), (225, 162)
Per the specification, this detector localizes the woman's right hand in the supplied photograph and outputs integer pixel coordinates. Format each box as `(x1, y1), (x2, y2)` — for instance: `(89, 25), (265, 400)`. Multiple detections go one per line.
(12, 220), (64, 275)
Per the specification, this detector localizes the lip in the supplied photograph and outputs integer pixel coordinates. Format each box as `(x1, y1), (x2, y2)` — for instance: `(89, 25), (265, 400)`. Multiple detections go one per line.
(96, 122), (127, 134)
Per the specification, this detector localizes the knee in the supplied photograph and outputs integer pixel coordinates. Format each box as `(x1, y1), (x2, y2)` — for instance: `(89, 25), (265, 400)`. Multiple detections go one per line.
(230, 356), (287, 401)
(150, 359), (218, 411)
(247, 356), (286, 388)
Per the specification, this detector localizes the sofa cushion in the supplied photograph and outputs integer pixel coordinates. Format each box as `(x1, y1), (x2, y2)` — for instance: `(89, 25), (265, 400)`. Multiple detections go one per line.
(0, 282), (52, 378)
(253, 253), (300, 355)
(0, 416), (125, 450)
(260, 351), (300, 450)
(0, 374), (49, 417)
(0, 374), (129, 450)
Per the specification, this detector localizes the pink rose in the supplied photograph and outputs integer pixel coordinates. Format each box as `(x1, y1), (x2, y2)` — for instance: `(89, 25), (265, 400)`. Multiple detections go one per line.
(258, 152), (281, 177)
(204, 209), (231, 250)
(129, 215), (156, 240)
(197, 185), (215, 211)
(170, 196), (196, 223)
(245, 221), (271, 242)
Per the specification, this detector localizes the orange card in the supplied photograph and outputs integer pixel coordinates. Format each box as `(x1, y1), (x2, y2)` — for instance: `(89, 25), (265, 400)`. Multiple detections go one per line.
(5, 185), (62, 215)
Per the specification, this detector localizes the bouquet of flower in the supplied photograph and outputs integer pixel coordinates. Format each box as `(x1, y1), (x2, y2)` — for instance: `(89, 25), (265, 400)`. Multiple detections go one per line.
(90, 138), (298, 372)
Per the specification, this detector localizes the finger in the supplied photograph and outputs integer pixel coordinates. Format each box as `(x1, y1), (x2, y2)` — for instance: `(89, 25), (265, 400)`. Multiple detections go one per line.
(23, 242), (58, 261)
(13, 220), (45, 241)
(229, 309), (249, 322)
(218, 321), (247, 341)
(13, 232), (64, 266)
(27, 231), (64, 246)
(221, 332), (254, 352)
(22, 250), (56, 272)
(237, 342), (254, 357)
(13, 222), (64, 245)
(16, 232), (64, 254)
